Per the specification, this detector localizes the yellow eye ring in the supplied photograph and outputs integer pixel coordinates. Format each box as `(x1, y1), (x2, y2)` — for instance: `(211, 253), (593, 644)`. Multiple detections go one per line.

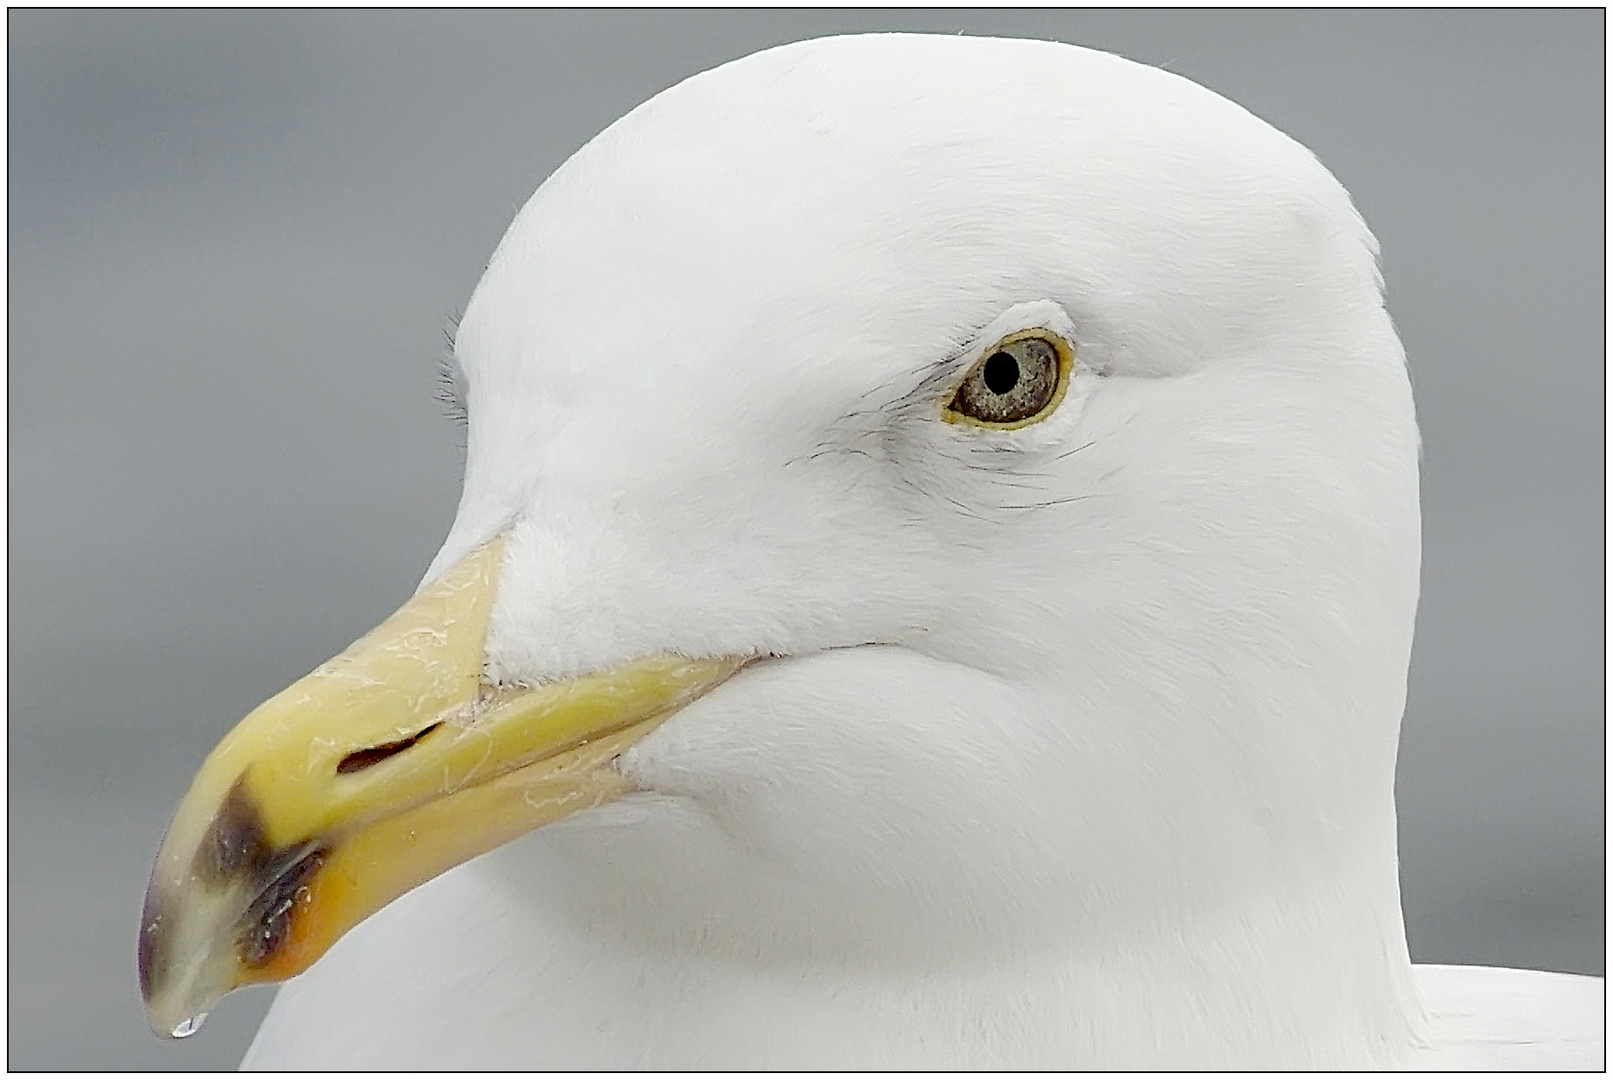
(943, 328), (1075, 429)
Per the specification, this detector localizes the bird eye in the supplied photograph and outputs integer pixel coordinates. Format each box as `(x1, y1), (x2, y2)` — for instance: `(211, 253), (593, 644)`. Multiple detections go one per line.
(944, 330), (1073, 428)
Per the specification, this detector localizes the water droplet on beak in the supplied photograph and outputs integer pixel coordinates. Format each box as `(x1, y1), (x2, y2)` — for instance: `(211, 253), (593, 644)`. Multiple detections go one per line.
(171, 1013), (208, 1039)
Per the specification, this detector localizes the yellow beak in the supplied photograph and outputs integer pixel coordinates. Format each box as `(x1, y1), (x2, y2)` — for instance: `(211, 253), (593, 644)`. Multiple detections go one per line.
(138, 537), (743, 1038)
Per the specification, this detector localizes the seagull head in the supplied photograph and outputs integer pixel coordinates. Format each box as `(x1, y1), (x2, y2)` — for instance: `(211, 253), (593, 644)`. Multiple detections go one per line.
(141, 33), (1420, 1056)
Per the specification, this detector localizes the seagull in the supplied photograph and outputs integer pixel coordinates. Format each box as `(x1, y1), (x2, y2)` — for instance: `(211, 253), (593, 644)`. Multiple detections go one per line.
(138, 34), (1603, 1069)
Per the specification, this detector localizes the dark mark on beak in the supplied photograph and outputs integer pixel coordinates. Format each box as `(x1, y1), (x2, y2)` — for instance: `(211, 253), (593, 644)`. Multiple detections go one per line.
(193, 777), (270, 885)
(139, 773), (334, 1004)
(142, 777), (279, 1004)
(239, 846), (327, 968)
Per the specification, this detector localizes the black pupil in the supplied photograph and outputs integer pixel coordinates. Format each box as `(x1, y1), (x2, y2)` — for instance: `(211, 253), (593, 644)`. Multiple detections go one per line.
(982, 351), (1020, 394)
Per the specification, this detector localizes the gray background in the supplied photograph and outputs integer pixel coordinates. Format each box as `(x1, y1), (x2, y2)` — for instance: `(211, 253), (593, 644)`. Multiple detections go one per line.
(9, 10), (1603, 1070)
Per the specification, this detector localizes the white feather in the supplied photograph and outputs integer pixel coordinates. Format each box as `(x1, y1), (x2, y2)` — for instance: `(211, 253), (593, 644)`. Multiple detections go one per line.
(241, 34), (1600, 1069)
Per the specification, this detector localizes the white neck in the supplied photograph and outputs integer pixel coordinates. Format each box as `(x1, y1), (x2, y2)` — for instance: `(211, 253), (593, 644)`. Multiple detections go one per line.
(247, 790), (1422, 1069)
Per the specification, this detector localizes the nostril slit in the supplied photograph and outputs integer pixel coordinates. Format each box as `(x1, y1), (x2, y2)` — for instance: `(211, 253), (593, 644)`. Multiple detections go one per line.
(337, 722), (445, 775)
